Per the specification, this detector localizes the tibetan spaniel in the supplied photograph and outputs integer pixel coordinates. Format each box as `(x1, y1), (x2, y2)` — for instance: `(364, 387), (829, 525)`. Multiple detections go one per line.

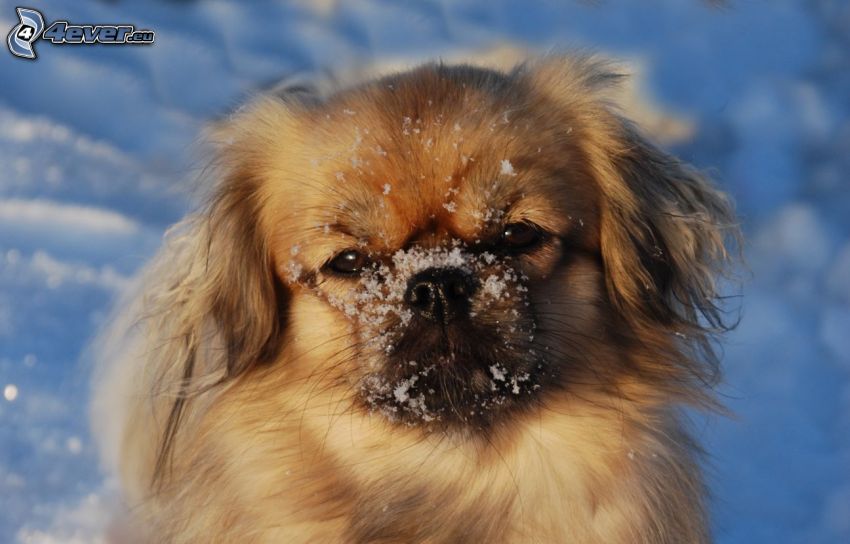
(93, 56), (738, 543)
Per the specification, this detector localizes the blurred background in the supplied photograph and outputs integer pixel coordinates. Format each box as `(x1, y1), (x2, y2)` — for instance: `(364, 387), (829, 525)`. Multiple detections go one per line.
(0, 1), (848, 542)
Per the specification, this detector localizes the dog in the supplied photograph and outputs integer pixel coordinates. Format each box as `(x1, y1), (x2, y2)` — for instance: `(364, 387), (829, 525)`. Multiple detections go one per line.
(92, 55), (738, 543)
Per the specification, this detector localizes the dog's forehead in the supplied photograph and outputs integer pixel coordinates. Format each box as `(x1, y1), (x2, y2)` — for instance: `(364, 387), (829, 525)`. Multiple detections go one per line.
(292, 79), (586, 248)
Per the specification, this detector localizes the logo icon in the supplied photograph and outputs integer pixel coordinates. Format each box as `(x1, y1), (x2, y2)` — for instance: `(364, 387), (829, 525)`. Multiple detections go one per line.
(7, 7), (44, 59)
(6, 7), (155, 60)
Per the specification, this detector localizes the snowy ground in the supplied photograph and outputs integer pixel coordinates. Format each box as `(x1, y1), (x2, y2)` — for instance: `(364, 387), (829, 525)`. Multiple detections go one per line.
(1, 1), (848, 542)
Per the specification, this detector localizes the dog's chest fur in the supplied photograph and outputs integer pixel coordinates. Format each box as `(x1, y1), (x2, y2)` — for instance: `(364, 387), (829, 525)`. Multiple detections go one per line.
(181, 387), (703, 544)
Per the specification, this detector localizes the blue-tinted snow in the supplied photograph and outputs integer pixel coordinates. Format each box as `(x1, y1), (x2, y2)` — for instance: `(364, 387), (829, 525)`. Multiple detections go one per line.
(1, 1), (848, 542)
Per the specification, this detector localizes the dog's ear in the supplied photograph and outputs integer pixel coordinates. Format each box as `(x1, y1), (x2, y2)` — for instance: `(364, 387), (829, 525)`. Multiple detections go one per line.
(185, 96), (299, 379)
(202, 166), (289, 377)
(595, 121), (737, 336)
(518, 55), (738, 353)
(144, 96), (300, 483)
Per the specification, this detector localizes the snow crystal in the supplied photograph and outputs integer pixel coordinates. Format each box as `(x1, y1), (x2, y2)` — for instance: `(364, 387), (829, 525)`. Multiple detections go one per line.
(471, 206), (505, 228)
(4, 384), (18, 402)
(481, 269), (521, 301)
(382, 183), (391, 195)
(393, 376), (417, 403)
(500, 159), (516, 176)
(285, 261), (303, 282)
(66, 436), (83, 455)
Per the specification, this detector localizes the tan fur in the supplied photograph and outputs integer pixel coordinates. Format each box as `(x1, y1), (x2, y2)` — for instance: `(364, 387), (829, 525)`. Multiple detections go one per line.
(92, 55), (737, 543)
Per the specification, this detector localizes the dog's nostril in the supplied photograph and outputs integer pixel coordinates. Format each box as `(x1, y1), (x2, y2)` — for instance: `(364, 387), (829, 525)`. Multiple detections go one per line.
(409, 283), (434, 307)
(404, 267), (476, 324)
(446, 277), (468, 299)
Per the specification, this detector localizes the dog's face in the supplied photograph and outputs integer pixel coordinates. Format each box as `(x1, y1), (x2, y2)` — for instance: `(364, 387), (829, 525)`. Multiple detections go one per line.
(254, 67), (607, 429)
(199, 59), (734, 437)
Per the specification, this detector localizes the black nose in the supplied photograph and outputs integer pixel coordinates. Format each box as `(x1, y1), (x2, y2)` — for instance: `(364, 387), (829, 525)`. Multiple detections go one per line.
(404, 267), (477, 324)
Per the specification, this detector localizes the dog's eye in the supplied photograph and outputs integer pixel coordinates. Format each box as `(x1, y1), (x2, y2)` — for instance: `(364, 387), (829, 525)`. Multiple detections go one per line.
(502, 222), (542, 250)
(327, 249), (369, 275)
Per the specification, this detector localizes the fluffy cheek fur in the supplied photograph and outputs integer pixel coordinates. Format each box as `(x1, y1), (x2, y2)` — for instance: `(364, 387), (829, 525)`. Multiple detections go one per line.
(530, 255), (612, 382)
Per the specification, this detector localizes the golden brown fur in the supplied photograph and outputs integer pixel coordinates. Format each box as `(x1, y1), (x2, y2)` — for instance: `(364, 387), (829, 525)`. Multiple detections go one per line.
(92, 55), (738, 543)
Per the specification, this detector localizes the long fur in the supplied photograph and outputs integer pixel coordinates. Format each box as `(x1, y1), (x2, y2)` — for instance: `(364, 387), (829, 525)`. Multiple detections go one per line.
(92, 55), (738, 543)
